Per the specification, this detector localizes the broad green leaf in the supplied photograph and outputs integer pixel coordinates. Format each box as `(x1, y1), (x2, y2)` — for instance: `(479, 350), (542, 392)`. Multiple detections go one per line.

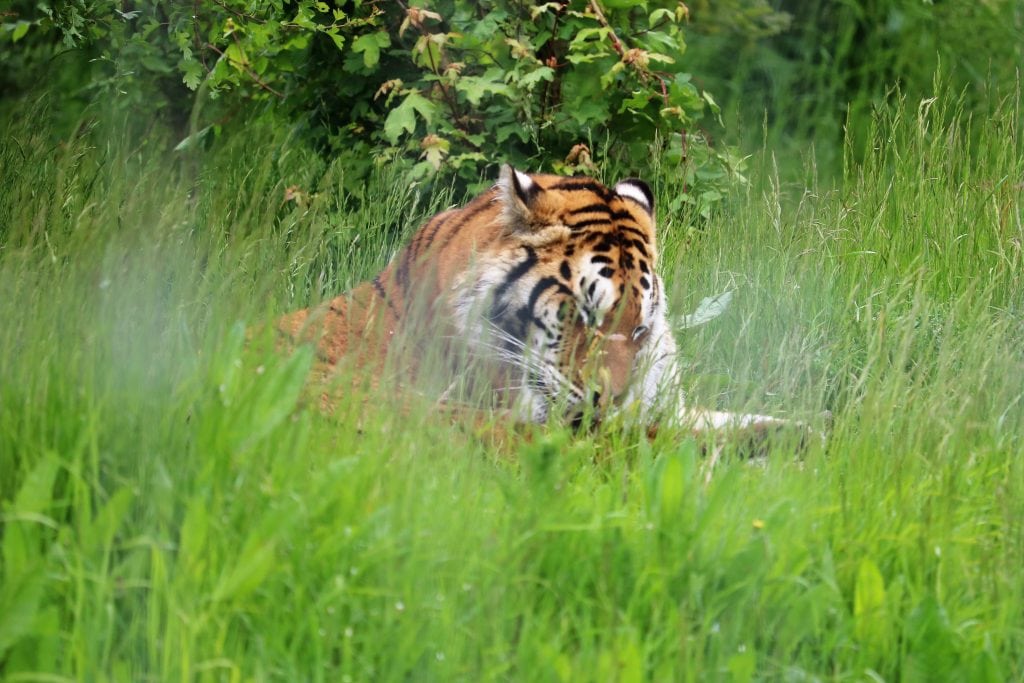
(570, 27), (611, 48)
(495, 123), (528, 144)
(78, 487), (134, 555)
(230, 346), (313, 452)
(853, 558), (888, 649)
(649, 8), (674, 27)
(455, 75), (510, 105)
(3, 454), (59, 571)
(517, 66), (554, 90)
(211, 536), (277, 603)
(383, 92), (437, 144)
(327, 29), (345, 52)
(0, 570), (45, 660)
(224, 42), (247, 70)
(11, 21), (31, 42)
(181, 58), (204, 90)
(567, 99), (610, 126)
(352, 31), (390, 67)
(384, 101), (416, 144)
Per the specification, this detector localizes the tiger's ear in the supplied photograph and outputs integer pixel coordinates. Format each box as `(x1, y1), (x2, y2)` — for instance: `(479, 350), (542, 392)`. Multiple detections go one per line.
(614, 178), (654, 215)
(498, 164), (543, 228)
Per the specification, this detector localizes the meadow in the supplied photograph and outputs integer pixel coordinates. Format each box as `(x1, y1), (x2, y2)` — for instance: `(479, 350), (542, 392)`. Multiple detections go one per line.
(1, 84), (1022, 681)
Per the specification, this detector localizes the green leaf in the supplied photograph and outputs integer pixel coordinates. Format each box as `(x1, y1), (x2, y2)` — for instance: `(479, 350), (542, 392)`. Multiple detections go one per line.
(181, 58), (204, 90)
(649, 8), (674, 27)
(326, 29), (345, 52)
(383, 92), (437, 144)
(570, 27), (611, 48)
(212, 535), (277, 603)
(11, 21), (31, 42)
(352, 31), (391, 68)
(854, 558), (889, 649)
(2, 454), (59, 572)
(78, 487), (134, 555)
(517, 66), (555, 90)
(495, 123), (528, 145)
(455, 75), (510, 105)
(228, 346), (313, 452)
(567, 99), (610, 126)
(0, 570), (45, 660)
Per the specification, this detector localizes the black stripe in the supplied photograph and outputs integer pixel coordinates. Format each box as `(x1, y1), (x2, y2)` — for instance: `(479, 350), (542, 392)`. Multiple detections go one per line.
(612, 209), (641, 221)
(569, 203), (613, 215)
(493, 246), (538, 304)
(567, 218), (611, 231)
(619, 225), (648, 241)
(551, 179), (613, 200)
(372, 276), (401, 319)
(526, 276), (571, 317)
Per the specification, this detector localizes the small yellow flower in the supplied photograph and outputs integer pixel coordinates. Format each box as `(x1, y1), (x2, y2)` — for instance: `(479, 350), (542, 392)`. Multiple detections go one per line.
(752, 519), (765, 530)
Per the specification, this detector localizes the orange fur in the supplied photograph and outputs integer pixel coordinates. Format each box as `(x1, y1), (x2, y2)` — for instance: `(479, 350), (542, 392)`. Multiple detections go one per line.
(277, 166), (814, 453)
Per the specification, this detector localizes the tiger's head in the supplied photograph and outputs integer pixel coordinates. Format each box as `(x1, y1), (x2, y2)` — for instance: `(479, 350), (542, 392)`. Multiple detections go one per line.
(452, 166), (677, 425)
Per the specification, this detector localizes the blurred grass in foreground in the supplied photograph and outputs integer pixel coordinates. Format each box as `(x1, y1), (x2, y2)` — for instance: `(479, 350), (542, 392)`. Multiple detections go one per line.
(1, 85), (1022, 680)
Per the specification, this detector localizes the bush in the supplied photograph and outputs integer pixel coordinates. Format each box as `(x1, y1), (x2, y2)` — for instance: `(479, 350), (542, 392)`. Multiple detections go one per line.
(2, 0), (755, 208)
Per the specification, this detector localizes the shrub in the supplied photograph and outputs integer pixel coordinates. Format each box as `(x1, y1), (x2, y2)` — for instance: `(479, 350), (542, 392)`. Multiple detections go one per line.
(3, 0), (753, 208)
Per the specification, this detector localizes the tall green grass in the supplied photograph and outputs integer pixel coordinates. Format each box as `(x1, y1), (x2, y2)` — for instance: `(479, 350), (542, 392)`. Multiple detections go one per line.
(1, 86), (1022, 681)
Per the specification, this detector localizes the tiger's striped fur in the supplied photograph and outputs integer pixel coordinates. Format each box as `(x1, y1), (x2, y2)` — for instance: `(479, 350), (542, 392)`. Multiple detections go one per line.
(279, 166), (800, 439)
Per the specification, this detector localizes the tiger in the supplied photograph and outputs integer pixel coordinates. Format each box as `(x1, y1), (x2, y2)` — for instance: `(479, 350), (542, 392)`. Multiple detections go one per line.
(277, 166), (808, 450)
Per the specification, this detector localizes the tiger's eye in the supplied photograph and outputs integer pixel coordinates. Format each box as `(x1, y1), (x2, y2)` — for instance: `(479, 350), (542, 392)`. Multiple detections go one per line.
(631, 325), (649, 341)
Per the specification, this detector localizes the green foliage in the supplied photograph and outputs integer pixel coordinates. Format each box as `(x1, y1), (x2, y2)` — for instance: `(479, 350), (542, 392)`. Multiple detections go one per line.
(2, 0), (746, 204)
